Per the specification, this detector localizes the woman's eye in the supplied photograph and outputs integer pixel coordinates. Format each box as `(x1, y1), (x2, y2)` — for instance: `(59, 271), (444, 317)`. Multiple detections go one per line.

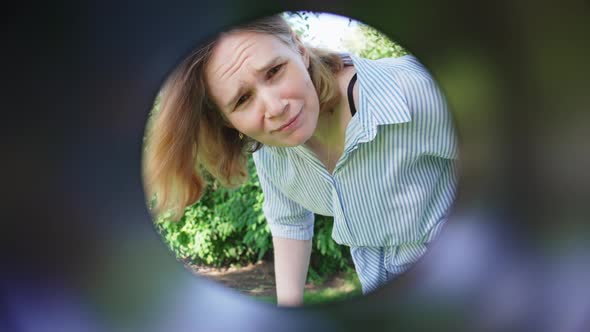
(236, 94), (250, 108)
(267, 64), (284, 78)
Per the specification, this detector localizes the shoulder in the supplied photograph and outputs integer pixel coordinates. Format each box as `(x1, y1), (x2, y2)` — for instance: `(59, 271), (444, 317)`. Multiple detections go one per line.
(362, 55), (445, 107)
(349, 54), (450, 127)
(353, 55), (435, 86)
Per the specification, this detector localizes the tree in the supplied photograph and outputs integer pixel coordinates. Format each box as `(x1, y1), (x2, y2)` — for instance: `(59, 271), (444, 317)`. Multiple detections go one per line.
(345, 23), (409, 60)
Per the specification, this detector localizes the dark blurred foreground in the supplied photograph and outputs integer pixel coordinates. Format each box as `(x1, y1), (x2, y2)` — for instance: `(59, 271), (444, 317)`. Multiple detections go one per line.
(2, 0), (589, 331)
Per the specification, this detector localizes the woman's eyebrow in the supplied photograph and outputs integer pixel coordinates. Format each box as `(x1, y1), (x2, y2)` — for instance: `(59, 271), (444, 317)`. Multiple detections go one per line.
(253, 56), (282, 73)
(223, 56), (284, 109)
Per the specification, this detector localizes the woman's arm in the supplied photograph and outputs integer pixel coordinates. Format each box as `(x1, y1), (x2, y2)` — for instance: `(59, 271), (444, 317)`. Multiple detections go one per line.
(272, 237), (312, 307)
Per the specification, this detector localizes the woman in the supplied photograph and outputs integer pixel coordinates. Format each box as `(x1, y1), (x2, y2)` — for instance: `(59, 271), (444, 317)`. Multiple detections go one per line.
(144, 15), (459, 306)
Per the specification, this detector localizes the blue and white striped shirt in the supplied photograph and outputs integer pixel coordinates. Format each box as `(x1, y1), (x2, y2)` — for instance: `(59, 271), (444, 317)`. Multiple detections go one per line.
(252, 54), (459, 248)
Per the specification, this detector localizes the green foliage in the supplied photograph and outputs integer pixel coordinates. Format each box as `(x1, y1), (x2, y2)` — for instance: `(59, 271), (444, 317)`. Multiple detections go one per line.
(154, 157), (353, 279)
(307, 215), (354, 283)
(350, 24), (409, 60)
(282, 11), (317, 43)
(155, 158), (270, 267)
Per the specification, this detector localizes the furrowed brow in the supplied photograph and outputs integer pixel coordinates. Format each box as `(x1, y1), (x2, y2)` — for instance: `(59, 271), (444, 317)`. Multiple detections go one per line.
(223, 56), (283, 109)
(254, 56), (282, 73)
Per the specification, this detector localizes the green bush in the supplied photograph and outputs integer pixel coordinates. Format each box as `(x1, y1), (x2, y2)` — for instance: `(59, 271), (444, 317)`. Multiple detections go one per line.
(154, 156), (353, 279)
(154, 157), (269, 266)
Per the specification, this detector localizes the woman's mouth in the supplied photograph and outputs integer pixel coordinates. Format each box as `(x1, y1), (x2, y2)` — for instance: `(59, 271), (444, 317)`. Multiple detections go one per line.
(275, 112), (301, 132)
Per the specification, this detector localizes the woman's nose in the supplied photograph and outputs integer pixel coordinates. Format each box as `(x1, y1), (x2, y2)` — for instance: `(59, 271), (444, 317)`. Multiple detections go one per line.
(261, 90), (288, 118)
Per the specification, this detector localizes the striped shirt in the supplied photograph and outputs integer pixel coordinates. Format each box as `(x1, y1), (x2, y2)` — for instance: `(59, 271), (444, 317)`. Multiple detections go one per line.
(252, 54), (459, 248)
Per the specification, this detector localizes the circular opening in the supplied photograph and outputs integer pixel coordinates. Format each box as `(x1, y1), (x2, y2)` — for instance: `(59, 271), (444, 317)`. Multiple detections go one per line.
(141, 11), (459, 307)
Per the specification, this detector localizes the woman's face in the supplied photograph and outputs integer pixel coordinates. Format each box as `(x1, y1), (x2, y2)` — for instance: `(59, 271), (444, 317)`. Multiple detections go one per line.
(205, 30), (320, 147)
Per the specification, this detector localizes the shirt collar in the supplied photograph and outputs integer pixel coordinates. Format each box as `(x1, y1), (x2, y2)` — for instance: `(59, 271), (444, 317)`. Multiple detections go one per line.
(263, 55), (414, 160)
(349, 54), (412, 142)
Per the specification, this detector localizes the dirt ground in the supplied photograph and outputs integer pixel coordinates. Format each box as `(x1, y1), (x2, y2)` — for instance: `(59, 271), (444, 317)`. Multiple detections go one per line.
(188, 260), (355, 297)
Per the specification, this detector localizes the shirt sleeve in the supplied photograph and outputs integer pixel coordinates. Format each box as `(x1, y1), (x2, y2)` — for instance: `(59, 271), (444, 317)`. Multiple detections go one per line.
(252, 152), (315, 241)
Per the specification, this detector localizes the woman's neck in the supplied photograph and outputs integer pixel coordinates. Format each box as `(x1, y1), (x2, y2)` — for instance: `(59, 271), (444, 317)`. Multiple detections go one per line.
(309, 66), (356, 147)
(304, 65), (357, 168)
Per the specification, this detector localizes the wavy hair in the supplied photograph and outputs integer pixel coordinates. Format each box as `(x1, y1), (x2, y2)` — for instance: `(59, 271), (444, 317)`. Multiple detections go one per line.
(143, 14), (344, 219)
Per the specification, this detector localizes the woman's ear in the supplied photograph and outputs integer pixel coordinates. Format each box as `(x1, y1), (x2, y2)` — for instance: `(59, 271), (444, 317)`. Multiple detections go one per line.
(291, 30), (310, 69)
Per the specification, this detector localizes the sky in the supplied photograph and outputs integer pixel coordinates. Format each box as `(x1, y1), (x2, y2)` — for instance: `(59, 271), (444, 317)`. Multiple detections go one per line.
(284, 12), (364, 53)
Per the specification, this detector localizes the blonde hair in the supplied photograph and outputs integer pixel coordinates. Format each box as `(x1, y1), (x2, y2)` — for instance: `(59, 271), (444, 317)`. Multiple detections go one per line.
(143, 14), (344, 219)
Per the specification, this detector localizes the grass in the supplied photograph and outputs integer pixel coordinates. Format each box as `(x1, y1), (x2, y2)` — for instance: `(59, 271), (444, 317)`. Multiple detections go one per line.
(254, 269), (362, 306)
